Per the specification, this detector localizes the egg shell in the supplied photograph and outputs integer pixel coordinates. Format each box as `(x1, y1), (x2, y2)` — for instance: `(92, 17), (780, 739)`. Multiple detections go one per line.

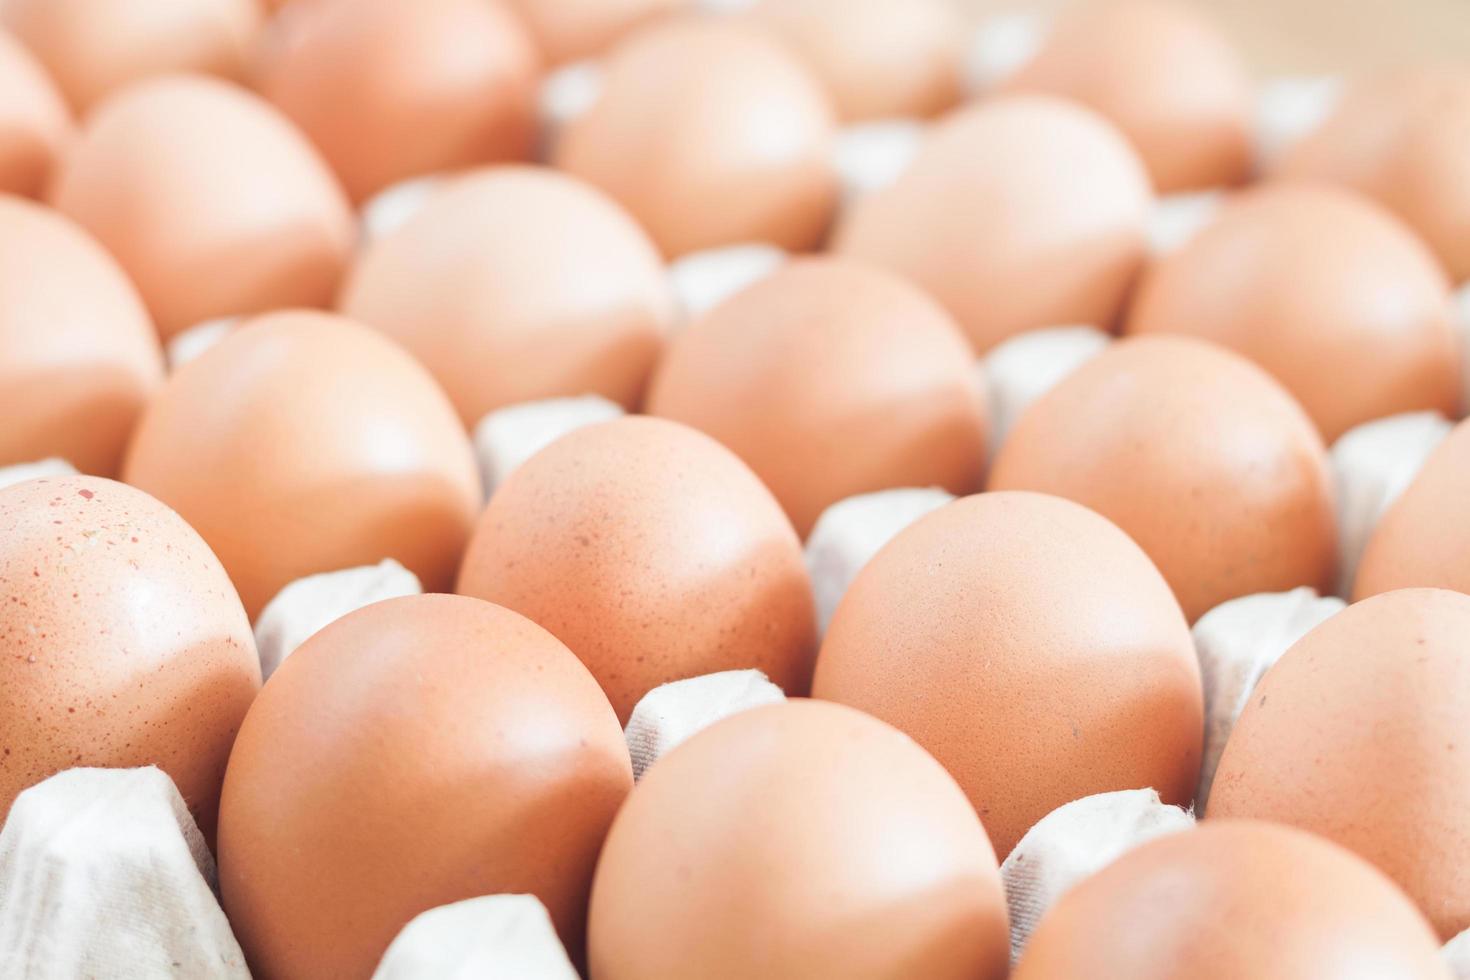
(743, 0), (963, 121)
(589, 699), (1010, 980)
(1002, 0), (1251, 192)
(123, 310), (481, 619)
(553, 19), (838, 257)
(0, 476), (259, 842)
(49, 75), (354, 339)
(646, 258), (987, 537)
(0, 29), (69, 198)
(0, 197), (162, 476)
(255, 0), (540, 203)
(813, 491), (1201, 858)
(835, 94), (1152, 352)
(218, 594), (631, 979)
(339, 166), (673, 427)
(1355, 420), (1470, 600)
(1273, 66), (1470, 282)
(1209, 589), (1470, 939)
(503, 0), (679, 65)
(1014, 821), (1449, 978)
(0, 0), (260, 113)
(457, 415), (815, 723)
(1127, 184), (1459, 441)
(989, 334), (1337, 621)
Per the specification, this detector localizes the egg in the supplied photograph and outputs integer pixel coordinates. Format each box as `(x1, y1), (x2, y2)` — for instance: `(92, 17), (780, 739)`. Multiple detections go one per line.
(813, 491), (1201, 857)
(553, 19), (838, 256)
(123, 310), (481, 619)
(0, 29), (69, 198)
(457, 416), (815, 722)
(743, 0), (964, 121)
(1208, 588), (1470, 939)
(646, 258), (986, 537)
(1015, 821), (1448, 978)
(49, 75), (353, 340)
(503, 0), (679, 65)
(1355, 420), (1470, 599)
(0, 476), (259, 841)
(1001, 0), (1252, 192)
(255, 0), (540, 203)
(1274, 65), (1470, 281)
(0, 197), (162, 476)
(989, 335), (1336, 621)
(218, 594), (631, 978)
(835, 95), (1152, 352)
(589, 699), (1010, 980)
(340, 166), (674, 428)
(1127, 184), (1460, 441)
(0, 0), (260, 113)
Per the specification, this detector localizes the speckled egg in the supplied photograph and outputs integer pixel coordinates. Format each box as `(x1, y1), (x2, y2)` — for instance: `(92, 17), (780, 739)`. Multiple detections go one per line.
(0, 475), (259, 841)
(813, 491), (1201, 857)
(457, 415), (815, 722)
(0, 29), (69, 198)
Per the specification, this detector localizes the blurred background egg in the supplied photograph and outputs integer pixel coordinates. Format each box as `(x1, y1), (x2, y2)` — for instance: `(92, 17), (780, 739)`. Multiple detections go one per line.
(0, 476), (259, 841)
(503, 0), (679, 65)
(457, 416), (815, 722)
(835, 95), (1152, 352)
(647, 258), (987, 537)
(219, 594), (631, 978)
(1208, 588), (1470, 939)
(255, 0), (541, 203)
(340, 166), (674, 428)
(990, 335), (1337, 621)
(743, 0), (964, 121)
(553, 18), (838, 256)
(0, 0), (261, 113)
(0, 197), (161, 476)
(1001, 0), (1252, 192)
(0, 30), (69, 198)
(813, 492), (1201, 857)
(1015, 821), (1448, 978)
(123, 310), (481, 618)
(590, 699), (1010, 980)
(49, 76), (353, 339)
(1127, 184), (1460, 441)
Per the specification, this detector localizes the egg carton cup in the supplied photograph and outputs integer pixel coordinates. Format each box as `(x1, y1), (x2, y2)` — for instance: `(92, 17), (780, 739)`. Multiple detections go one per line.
(1191, 588), (1345, 812)
(963, 9), (1048, 95)
(979, 325), (1112, 457)
(536, 59), (605, 161)
(1253, 75), (1343, 174)
(473, 395), (626, 501)
(166, 316), (241, 371)
(1146, 189), (1226, 257)
(1001, 788), (1194, 964)
(0, 458), (76, 491)
(254, 559), (422, 681)
(373, 894), (576, 980)
(832, 119), (927, 205)
(359, 174), (451, 245)
(1445, 928), (1470, 979)
(624, 669), (786, 781)
(666, 242), (789, 323)
(804, 487), (956, 636)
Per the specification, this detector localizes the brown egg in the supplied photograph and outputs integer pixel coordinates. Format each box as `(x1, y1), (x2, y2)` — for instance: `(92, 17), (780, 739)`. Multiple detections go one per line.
(1127, 184), (1459, 442)
(503, 0), (679, 65)
(744, 0), (963, 121)
(340, 167), (674, 427)
(1002, 0), (1251, 192)
(219, 594), (631, 978)
(255, 0), (540, 203)
(1274, 66), (1470, 281)
(457, 416), (815, 722)
(835, 95), (1152, 352)
(0, 0), (260, 113)
(990, 335), (1336, 621)
(123, 310), (480, 619)
(1356, 421), (1470, 599)
(49, 75), (353, 339)
(813, 492), (1201, 857)
(1209, 589), (1470, 939)
(0, 476), (259, 841)
(0, 197), (161, 476)
(646, 258), (986, 537)
(0, 29), (69, 198)
(1015, 821), (1449, 978)
(553, 19), (838, 257)
(590, 699), (1009, 980)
